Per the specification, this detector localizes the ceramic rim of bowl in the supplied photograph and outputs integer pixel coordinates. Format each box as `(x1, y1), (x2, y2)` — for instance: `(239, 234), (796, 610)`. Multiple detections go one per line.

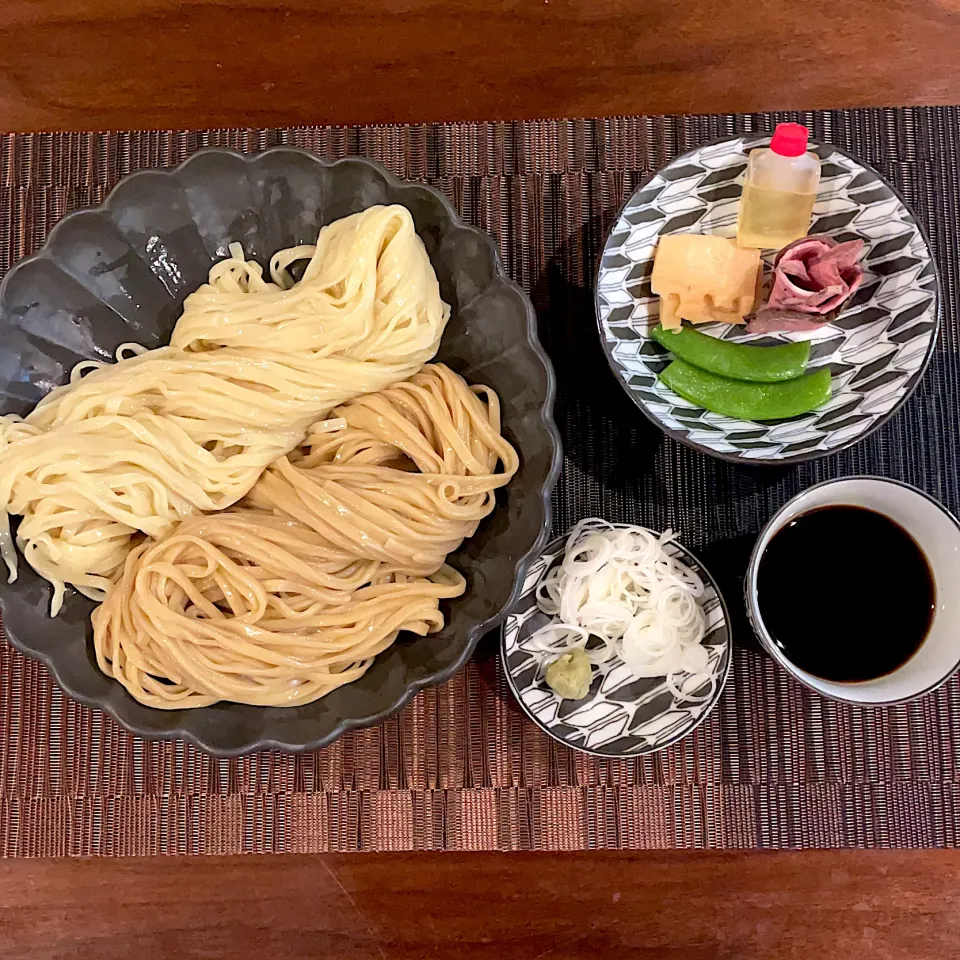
(744, 475), (960, 706)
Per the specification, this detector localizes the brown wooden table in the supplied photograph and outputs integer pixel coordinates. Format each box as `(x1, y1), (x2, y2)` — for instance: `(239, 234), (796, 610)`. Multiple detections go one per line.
(1, 2), (960, 957)
(0, 851), (957, 959)
(0, 0), (959, 130)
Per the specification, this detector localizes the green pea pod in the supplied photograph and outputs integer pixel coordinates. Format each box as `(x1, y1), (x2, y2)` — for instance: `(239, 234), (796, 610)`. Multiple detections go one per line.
(660, 359), (831, 421)
(652, 325), (810, 383)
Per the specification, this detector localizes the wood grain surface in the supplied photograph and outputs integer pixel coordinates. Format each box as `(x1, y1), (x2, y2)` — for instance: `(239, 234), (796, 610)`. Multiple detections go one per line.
(0, 0), (959, 131)
(0, 850), (957, 959)
(1, 6), (957, 959)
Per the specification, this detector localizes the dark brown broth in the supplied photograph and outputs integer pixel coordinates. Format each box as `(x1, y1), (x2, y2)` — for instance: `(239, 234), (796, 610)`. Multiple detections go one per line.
(756, 505), (934, 682)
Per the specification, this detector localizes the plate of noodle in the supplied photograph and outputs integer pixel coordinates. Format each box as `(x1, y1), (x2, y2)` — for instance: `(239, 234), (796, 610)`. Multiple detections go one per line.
(0, 148), (561, 755)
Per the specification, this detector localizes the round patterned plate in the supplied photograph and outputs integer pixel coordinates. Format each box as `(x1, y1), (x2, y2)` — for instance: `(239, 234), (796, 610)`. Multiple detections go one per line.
(500, 527), (732, 757)
(595, 135), (940, 464)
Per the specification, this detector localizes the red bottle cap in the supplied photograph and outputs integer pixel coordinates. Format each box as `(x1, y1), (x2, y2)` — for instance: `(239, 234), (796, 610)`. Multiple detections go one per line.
(769, 122), (809, 158)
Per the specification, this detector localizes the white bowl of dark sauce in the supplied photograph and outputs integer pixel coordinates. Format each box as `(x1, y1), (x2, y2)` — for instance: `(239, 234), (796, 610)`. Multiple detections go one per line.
(745, 477), (960, 705)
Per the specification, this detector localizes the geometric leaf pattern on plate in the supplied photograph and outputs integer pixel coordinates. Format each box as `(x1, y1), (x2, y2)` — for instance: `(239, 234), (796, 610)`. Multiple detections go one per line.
(501, 528), (732, 757)
(595, 136), (941, 464)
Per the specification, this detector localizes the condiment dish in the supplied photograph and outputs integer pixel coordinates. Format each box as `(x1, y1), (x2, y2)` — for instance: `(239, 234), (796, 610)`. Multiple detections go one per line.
(746, 476), (960, 705)
(501, 523), (732, 757)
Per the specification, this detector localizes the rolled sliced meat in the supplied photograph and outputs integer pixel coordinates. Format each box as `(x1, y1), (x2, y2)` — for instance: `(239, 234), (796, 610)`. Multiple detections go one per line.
(747, 234), (866, 334)
(747, 307), (834, 334)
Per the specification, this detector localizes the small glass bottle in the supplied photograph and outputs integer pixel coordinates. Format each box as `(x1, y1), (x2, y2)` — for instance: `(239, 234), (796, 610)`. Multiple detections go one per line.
(736, 123), (821, 249)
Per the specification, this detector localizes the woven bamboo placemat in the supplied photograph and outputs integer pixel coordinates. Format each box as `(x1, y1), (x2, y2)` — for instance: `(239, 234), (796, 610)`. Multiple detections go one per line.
(0, 108), (958, 856)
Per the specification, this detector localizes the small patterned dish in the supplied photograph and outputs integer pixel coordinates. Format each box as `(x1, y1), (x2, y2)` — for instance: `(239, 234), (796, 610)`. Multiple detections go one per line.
(595, 135), (940, 464)
(500, 525), (731, 757)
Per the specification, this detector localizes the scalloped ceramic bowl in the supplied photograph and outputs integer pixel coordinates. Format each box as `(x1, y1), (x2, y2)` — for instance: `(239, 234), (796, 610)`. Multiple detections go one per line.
(0, 148), (561, 756)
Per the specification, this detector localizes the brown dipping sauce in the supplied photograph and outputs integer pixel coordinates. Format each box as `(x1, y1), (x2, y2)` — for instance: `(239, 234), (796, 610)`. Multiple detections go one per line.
(756, 505), (935, 683)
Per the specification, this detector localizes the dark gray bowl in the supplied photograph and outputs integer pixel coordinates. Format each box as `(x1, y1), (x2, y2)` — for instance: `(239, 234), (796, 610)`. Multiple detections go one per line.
(0, 148), (562, 756)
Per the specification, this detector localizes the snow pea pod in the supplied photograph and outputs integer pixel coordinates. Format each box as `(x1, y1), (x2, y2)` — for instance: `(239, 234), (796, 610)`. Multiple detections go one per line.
(652, 325), (810, 383)
(659, 359), (831, 421)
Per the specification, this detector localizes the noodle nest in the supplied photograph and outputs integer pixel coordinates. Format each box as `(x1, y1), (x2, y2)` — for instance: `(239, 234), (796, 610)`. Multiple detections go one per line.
(0, 205), (449, 613)
(0, 203), (519, 710)
(92, 364), (518, 708)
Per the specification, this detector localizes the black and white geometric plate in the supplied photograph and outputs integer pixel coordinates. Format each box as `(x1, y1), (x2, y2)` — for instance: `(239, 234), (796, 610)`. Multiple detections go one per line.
(595, 136), (941, 464)
(500, 527), (732, 757)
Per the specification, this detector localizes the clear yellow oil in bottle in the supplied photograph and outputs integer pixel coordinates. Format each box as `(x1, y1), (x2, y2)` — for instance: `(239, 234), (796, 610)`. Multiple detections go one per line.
(736, 183), (816, 249)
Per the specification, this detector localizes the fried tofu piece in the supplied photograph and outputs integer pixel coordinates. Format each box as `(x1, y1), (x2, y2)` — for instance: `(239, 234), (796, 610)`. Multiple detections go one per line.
(652, 234), (760, 329)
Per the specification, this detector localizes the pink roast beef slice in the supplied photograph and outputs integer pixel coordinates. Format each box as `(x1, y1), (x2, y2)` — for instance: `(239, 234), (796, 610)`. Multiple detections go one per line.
(756, 235), (866, 332)
(823, 238), (867, 272)
(778, 258), (813, 282)
(773, 235), (837, 271)
(806, 241), (865, 297)
(747, 307), (833, 334)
